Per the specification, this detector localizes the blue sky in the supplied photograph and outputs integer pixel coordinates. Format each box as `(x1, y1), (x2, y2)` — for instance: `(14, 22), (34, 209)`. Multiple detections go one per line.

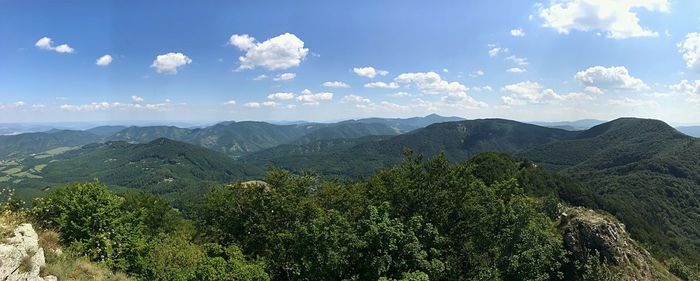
(2, 0), (700, 124)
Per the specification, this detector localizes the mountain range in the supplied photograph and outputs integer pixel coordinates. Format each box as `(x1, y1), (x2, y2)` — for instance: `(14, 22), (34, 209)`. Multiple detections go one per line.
(1, 114), (700, 266)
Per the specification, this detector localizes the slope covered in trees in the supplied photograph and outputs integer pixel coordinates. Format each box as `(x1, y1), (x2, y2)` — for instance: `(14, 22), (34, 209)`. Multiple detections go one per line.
(522, 118), (700, 263)
(7, 153), (686, 280)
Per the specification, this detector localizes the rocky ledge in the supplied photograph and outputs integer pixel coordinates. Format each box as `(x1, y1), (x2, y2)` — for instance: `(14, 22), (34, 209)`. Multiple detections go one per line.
(0, 223), (56, 281)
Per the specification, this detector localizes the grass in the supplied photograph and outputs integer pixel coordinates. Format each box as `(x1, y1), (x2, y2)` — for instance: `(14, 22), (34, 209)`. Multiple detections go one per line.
(41, 255), (131, 281)
(2, 167), (23, 175)
(34, 147), (75, 159)
(33, 164), (47, 172)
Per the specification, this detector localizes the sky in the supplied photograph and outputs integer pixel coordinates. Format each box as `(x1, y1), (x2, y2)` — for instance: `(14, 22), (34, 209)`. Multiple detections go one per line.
(2, 0), (700, 124)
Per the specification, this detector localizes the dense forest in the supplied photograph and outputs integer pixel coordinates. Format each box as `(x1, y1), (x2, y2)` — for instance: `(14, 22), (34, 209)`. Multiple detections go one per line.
(2, 152), (695, 280)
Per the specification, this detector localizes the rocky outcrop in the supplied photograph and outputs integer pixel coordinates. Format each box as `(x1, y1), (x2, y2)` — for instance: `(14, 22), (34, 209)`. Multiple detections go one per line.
(0, 223), (55, 281)
(561, 206), (660, 281)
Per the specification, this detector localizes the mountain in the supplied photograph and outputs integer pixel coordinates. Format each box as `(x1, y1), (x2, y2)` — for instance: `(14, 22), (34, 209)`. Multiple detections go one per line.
(531, 119), (606, 131)
(0, 130), (102, 159)
(107, 125), (193, 143)
(293, 122), (399, 144)
(677, 126), (700, 137)
(7, 138), (260, 200)
(85, 125), (128, 136)
(244, 117), (700, 264)
(244, 118), (578, 177)
(522, 118), (700, 263)
(348, 113), (464, 132)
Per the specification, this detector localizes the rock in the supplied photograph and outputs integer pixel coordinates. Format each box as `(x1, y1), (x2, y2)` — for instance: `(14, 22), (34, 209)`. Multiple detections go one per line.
(0, 223), (51, 281)
(561, 207), (655, 280)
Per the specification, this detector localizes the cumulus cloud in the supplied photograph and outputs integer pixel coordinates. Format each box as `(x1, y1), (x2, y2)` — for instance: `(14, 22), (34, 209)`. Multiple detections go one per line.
(342, 94), (372, 104)
(506, 55), (528, 66)
(488, 46), (507, 57)
(273, 72), (296, 81)
(353, 67), (388, 78)
(574, 66), (649, 91)
(267, 92), (296, 101)
(131, 95), (144, 104)
(96, 54), (113, 66)
(670, 80), (700, 103)
(391, 92), (411, 97)
(151, 52), (192, 74)
(678, 33), (700, 72)
(471, 86), (493, 92)
(364, 81), (399, 89)
(253, 74), (268, 81)
(501, 81), (592, 106)
(510, 28), (525, 37)
(296, 89), (333, 105)
(440, 92), (489, 109)
(394, 72), (467, 94)
(230, 33), (309, 70)
(341, 95), (410, 111)
(60, 97), (175, 112)
(538, 0), (669, 39)
(243, 102), (261, 108)
(35, 37), (74, 53)
(322, 81), (350, 88)
(224, 100), (237, 105)
(469, 70), (485, 77)
(507, 67), (527, 73)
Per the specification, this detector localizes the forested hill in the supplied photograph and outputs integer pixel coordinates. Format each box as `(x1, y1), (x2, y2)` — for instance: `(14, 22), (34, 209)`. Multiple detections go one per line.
(0, 130), (102, 158)
(9, 138), (260, 199)
(243, 118), (579, 177)
(522, 118), (700, 263)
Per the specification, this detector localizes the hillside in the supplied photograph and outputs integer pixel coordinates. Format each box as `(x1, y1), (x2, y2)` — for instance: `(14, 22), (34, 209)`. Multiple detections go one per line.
(0, 130), (102, 159)
(7, 138), (260, 200)
(522, 118), (700, 263)
(244, 118), (578, 177)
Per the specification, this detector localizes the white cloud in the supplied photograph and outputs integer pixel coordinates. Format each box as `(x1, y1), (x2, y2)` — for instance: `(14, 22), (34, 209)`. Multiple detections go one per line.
(469, 70), (485, 77)
(608, 97), (659, 107)
(230, 33), (309, 70)
(488, 47), (508, 57)
(267, 92), (296, 101)
(150, 52), (192, 74)
(507, 67), (527, 73)
(678, 32), (700, 72)
(34, 37), (74, 53)
(273, 72), (296, 81)
(296, 89), (333, 105)
(353, 66), (388, 78)
(506, 55), (528, 66)
(59, 98), (175, 112)
(322, 81), (350, 88)
(394, 72), (467, 94)
(442, 68), (449, 73)
(538, 0), (669, 39)
(670, 80), (700, 103)
(391, 92), (411, 97)
(501, 81), (591, 106)
(364, 81), (399, 89)
(342, 94), (371, 104)
(574, 66), (649, 91)
(96, 54), (113, 66)
(440, 92), (489, 109)
(262, 101), (279, 108)
(583, 86), (604, 95)
(224, 100), (237, 105)
(471, 86), (493, 92)
(244, 102), (261, 108)
(253, 74), (268, 81)
(510, 28), (525, 37)
(131, 95), (144, 104)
